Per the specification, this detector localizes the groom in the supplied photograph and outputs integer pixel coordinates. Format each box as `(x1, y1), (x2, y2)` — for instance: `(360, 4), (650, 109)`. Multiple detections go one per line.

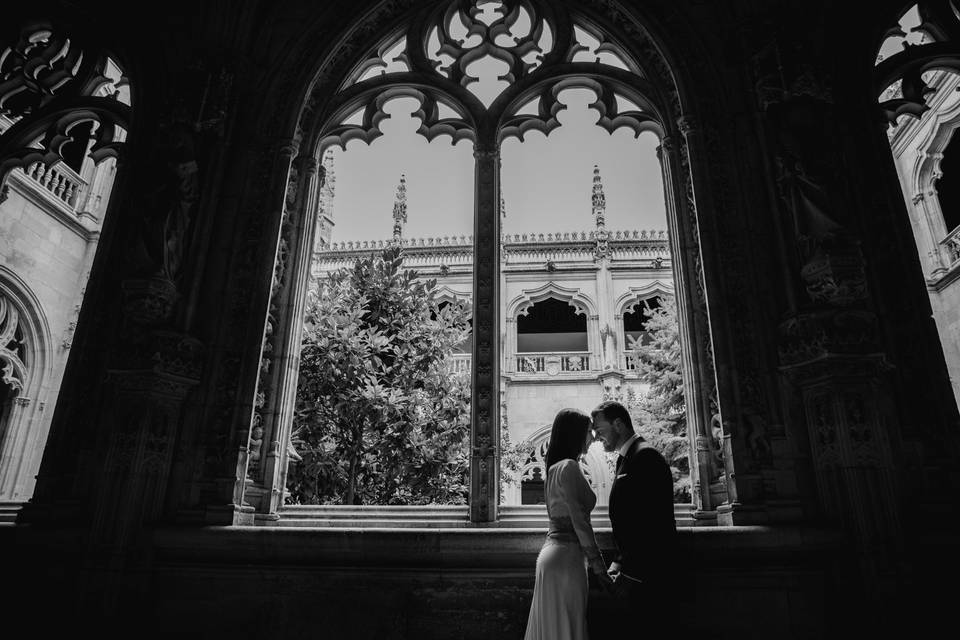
(591, 400), (678, 632)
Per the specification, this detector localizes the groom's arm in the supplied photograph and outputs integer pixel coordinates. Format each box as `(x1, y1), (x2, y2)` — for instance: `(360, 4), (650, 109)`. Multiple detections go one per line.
(613, 451), (665, 572)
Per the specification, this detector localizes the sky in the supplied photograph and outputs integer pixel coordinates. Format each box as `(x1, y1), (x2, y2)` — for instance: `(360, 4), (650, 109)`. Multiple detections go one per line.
(323, 9), (668, 244)
(322, 2), (936, 244)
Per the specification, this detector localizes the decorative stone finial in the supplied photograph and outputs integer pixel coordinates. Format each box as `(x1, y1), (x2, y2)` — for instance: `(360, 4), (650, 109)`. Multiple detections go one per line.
(592, 164), (609, 260)
(592, 164), (606, 230)
(315, 149), (337, 251)
(391, 173), (407, 244)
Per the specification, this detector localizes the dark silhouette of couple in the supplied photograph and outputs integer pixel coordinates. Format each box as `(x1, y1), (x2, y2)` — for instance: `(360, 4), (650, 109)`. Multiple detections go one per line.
(523, 400), (678, 640)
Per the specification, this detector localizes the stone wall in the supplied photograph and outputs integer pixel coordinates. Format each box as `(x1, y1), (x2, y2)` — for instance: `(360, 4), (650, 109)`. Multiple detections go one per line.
(0, 178), (95, 500)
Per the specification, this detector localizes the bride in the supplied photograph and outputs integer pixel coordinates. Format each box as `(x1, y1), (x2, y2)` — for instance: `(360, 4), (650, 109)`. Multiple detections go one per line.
(524, 408), (612, 640)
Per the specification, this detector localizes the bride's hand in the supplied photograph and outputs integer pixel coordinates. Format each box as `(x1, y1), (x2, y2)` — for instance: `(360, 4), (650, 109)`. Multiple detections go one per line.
(590, 557), (614, 587)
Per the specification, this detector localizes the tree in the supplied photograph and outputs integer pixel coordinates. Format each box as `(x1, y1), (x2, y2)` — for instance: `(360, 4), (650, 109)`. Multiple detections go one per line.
(627, 295), (691, 502)
(288, 247), (472, 505)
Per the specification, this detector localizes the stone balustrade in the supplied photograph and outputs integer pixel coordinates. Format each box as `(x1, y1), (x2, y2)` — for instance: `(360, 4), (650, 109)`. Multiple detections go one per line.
(324, 229), (668, 253)
(447, 353), (471, 374)
(941, 225), (960, 268)
(504, 229), (667, 243)
(19, 161), (87, 214)
(317, 229), (671, 273)
(514, 351), (592, 374)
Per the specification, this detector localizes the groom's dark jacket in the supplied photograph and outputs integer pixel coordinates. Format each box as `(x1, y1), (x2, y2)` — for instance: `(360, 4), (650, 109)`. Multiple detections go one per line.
(608, 437), (677, 581)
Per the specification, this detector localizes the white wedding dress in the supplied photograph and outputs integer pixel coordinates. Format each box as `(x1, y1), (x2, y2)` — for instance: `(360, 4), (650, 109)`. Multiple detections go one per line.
(524, 458), (602, 640)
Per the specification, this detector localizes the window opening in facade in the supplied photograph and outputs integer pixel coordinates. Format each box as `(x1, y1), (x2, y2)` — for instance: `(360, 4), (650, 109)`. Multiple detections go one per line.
(877, 3), (960, 409)
(937, 132), (960, 232)
(290, 91), (476, 507)
(260, 0), (715, 524)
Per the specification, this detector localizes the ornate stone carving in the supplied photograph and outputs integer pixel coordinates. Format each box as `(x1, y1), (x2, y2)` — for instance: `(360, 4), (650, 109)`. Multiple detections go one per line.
(0, 295), (26, 395)
(778, 309), (879, 367)
(776, 158), (868, 307)
(0, 23), (129, 180)
(874, 1), (960, 125)
(120, 277), (179, 326)
(0, 24), (83, 119)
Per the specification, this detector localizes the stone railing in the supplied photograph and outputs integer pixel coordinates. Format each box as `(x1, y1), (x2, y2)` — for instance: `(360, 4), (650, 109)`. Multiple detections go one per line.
(327, 235), (474, 252)
(447, 353), (471, 374)
(514, 351), (592, 375)
(323, 230), (668, 253)
(19, 161), (86, 213)
(503, 229), (666, 243)
(622, 351), (639, 371)
(316, 230), (670, 274)
(941, 225), (960, 269)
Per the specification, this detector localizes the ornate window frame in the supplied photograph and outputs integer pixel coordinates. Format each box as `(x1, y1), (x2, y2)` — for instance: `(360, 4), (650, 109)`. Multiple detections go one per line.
(244, 0), (726, 524)
(506, 283), (597, 372)
(614, 280), (673, 318)
(0, 267), (52, 500)
(615, 280), (673, 370)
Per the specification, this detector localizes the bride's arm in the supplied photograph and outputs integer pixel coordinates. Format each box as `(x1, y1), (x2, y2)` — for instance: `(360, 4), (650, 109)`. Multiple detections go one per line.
(559, 460), (606, 576)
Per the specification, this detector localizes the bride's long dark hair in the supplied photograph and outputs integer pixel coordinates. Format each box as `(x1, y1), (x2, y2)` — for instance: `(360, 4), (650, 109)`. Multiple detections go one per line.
(544, 408), (592, 470)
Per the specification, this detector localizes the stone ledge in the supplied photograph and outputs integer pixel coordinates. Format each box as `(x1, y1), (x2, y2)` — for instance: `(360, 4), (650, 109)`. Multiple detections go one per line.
(149, 524), (846, 569)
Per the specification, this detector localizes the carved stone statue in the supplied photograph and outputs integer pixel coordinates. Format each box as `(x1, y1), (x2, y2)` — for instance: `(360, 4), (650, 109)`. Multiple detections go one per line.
(601, 324), (617, 370)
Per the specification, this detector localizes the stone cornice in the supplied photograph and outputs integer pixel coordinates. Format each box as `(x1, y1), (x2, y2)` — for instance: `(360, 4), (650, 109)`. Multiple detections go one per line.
(318, 229), (670, 264)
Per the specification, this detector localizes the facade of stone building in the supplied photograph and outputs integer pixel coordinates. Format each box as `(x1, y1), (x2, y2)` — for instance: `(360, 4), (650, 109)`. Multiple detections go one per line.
(314, 227), (673, 505)
(0, 90), (122, 507)
(310, 155), (676, 505)
(1, 2), (959, 639)
(887, 70), (960, 408)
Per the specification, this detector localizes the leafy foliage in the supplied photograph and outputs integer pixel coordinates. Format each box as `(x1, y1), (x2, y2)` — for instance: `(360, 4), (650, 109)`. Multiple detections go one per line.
(626, 295), (691, 502)
(499, 424), (534, 498)
(288, 247), (473, 505)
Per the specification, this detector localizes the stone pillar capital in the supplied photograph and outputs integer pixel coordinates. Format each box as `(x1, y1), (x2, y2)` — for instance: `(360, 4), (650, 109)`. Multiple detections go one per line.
(677, 115), (699, 137)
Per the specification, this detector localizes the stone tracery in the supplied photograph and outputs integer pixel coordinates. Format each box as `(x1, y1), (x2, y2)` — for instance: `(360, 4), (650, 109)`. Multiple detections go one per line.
(876, 2), (960, 125)
(0, 296), (27, 396)
(246, 0), (724, 523)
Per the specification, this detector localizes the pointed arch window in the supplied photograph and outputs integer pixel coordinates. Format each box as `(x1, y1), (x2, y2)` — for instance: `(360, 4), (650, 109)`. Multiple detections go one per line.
(254, 0), (724, 523)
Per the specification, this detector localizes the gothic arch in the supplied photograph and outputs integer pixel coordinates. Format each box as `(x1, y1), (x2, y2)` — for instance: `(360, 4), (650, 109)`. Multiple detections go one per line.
(507, 283), (597, 319)
(519, 423), (551, 483)
(519, 422), (614, 506)
(0, 22), (130, 181)
(238, 0), (732, 522)
(434, 285), (472, 307)
(614, 280), (674, 318)
(902, 75), (960, 276)
(0, 266), (52, 500)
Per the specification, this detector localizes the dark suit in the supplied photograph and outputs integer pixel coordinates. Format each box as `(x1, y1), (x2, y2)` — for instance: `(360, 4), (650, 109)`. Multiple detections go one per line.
(608, 437), (678, 628)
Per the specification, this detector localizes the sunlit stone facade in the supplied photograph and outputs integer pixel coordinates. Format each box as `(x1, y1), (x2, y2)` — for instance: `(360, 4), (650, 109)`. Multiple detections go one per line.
(312, 165), (673, 504)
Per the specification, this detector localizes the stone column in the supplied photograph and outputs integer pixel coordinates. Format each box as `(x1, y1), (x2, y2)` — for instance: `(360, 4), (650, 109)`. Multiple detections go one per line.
(251, 153), (322, 516)
(588, 314), (602, 372)
(471, 143), (500, 522)
(913, 192), (950, 277)
(0, 396), (38, 501)
(195, 138), (300, 525)
(75, 291), (201, 613)
(504, 317), (516, 373)
(657, 132), (724, 515)
(595, 258), (615, 371)
(780, 331), (902, 590)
